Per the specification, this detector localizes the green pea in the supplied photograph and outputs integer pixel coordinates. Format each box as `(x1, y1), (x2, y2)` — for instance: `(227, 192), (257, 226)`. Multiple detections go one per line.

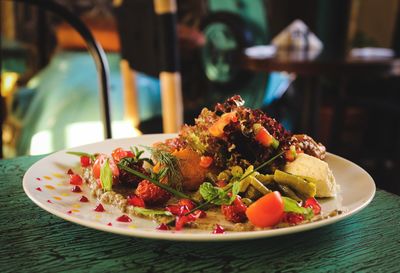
(230, 166), (243, 177)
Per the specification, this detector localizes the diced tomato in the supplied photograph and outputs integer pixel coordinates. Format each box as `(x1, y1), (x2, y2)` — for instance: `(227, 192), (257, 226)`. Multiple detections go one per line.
(255, 127), (279, 149)
(245, 191), (284, 228)
(199, 156), (213, 168)
(92, 154), (119, 180)
(127, 195), (146, 207)
(111, 147), (134, 163)
(303, 197), (321, 215)
(69, 174), (83, 186)
(209, 111), (237, 137)
(80, 156), (91, 167)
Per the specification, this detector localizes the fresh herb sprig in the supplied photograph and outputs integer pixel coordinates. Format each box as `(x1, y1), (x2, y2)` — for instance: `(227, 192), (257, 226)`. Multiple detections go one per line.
(143, 146), (183, 190)
(117, 163), (199, 204)
(67, 151), (96, 162)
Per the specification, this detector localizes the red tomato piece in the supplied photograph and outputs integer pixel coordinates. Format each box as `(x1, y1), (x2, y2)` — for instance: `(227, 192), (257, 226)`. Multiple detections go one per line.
(245, 191), (285, 228)
(69, 174), (83, 186)
(127, 195), (146, 207)
(80, 156), (91, 167)
(92, 154), (119, 180)
(303, 197), (321, 215)
(209, 111), (237, 137)
(178, 199), (196, 211)
(199, 156), (213, 168)
(111, 147), (134, 163)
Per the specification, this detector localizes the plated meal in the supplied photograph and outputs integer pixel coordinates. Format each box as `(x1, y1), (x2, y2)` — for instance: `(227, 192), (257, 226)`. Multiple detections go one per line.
(65, 95), (343, 233)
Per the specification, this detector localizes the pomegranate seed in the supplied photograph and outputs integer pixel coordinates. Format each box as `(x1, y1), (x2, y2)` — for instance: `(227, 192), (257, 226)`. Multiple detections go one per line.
(116, 215), (132, 222)
(282, 213), (304, 225)
(127, 195), (145, 207)
(157, 223), (170, 230)
(175, 215), (191, 231)
(94, 204), (105, 212)
(36, 177), (42, 181)
(194, 210), (207, 218)
(67, 210), (72, 214)
(67, 169), (74, 175)
(212, 224), (225, 234)
(107, 222), (112, 226)
(69, 174), (83, 186)
(71, 186), (82, 193)
(79, 196), (89, 202)
(47, 200), (53, 203)
(80, 156), (91, 167)
(166, 205), (190, 216)
(35, 187), (42, 191)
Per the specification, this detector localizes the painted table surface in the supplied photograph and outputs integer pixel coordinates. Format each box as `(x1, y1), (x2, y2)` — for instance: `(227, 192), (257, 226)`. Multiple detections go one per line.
(1, 155), (400, 273)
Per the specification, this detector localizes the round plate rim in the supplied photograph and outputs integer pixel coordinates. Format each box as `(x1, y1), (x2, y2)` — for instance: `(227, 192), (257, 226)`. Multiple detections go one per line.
(23, 134), (376, 241)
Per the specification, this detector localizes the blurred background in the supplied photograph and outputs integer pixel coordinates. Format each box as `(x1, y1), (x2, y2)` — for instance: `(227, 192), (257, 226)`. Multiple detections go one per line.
(1, 0), (399, 195)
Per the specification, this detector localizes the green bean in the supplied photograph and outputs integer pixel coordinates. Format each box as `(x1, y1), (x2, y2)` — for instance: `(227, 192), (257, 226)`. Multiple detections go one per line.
(241, 198), (253, 206)
(276, 184), (302, 202)
(249, 176), (271, 195)
(239, 177), (251, 192)
(244, 185), (262, 200)
(256, 174), (275, 185)
(230, 166), (244, 177)
(217, 171), (230, 181)
(273, 170), (316, 198)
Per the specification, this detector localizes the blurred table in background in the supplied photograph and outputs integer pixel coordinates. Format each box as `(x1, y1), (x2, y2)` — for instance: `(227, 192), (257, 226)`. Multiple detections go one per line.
(241, 50), (400, 152)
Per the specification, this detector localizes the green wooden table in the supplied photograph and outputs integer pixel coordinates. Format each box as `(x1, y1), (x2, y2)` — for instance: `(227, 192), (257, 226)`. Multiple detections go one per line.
(1, 155), (400, 273)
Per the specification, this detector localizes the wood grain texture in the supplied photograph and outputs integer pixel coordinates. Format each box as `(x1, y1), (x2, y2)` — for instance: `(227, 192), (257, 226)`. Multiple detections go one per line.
(1, 156), (400, 273)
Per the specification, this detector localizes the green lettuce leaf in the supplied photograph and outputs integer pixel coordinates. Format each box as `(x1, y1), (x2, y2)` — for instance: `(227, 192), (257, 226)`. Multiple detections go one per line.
(282, 197), (314, 219)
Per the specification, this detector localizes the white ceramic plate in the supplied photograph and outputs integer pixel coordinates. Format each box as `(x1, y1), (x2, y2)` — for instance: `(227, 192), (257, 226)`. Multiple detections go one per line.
(23, 134), (376, 241)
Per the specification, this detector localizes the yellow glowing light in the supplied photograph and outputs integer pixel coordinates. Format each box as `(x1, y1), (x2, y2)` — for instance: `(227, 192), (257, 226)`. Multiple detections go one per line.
(1, 72), (19, 97)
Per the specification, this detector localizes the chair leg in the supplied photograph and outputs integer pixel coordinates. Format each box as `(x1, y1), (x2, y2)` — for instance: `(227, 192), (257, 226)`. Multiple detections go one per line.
(159, 71), (183, 133)
(120, 59), (140, 131)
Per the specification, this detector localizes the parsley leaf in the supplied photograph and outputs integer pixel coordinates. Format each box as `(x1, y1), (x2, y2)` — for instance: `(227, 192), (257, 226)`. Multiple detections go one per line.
(282, 197), (314, 219)
(100, 159), (113, 191)
(199, 181), (240, 205)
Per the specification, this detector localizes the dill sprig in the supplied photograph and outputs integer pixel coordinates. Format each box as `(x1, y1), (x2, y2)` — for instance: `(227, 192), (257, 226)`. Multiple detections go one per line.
(143, 146), (183, 190)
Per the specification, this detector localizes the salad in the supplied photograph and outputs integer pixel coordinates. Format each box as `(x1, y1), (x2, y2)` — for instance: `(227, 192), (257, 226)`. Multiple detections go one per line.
(68, 95), (338, 233)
